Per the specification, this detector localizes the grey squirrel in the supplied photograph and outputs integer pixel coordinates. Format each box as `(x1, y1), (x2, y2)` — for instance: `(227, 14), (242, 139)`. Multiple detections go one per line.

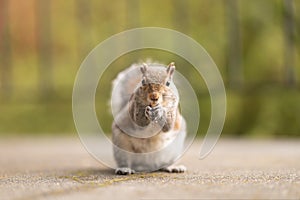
(111, 62), (186, 175)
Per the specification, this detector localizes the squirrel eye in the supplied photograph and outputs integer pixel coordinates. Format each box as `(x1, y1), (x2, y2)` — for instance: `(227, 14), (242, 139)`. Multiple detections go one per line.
(142, 78), (146, 85)
(166, 81), (170, 87)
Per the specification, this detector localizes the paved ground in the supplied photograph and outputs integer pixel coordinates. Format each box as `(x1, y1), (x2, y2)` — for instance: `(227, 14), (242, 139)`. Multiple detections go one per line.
(0, 136), (299, 200)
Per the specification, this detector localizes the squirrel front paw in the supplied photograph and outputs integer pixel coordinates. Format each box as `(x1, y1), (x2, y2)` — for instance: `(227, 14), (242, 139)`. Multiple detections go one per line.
(145, 105), (164, 122)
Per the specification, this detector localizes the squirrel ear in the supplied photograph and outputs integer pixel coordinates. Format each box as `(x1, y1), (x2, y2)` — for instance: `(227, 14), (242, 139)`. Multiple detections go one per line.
(165, 62), (175, 86)
(166, 62), (175, 77)
(140, 63), (148, 75)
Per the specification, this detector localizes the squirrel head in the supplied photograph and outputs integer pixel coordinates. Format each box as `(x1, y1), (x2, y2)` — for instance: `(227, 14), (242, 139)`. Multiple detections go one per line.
(137, 62), (176, 107)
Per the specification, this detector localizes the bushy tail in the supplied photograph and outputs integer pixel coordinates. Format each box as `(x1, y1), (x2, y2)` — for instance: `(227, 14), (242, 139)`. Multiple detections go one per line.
(111, 64), (142, 114)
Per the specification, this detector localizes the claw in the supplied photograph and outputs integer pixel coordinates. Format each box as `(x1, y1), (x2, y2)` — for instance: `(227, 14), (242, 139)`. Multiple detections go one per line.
(160, 165), (187, 173)
(145, 105), (164, 121)
(115, 167), (135, 175)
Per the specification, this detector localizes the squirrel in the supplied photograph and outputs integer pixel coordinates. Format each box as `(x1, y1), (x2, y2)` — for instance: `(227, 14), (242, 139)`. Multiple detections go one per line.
(111, 62), (186, 175)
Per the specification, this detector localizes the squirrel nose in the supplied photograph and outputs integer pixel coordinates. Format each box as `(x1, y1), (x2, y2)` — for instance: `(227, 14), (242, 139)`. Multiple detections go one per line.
(149, 92), (159, 101)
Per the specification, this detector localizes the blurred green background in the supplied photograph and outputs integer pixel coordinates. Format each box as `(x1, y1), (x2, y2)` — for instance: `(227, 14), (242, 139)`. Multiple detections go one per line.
(0, 0), (299, 138)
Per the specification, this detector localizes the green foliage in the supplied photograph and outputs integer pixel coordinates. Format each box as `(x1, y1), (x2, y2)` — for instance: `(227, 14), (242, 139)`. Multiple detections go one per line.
(0, 0), (299, 137)
(224, 87), (300, 138)
(0, 101), (75, 135)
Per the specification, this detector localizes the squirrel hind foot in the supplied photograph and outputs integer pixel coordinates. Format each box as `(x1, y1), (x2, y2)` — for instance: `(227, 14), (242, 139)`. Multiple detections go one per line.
(115, 167), (136, 175)
(159, 165), (187, 173)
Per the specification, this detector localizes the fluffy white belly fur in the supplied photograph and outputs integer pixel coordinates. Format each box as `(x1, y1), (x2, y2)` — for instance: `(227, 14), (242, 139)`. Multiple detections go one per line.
(112, 118), (186, 172)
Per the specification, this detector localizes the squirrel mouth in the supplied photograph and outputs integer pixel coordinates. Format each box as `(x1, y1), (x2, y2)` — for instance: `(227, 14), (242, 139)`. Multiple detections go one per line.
(150, 98), (159, 103)
(147, 97), (159, 107)
(149, 101), (159, 107)
(148, 92), (160, 106)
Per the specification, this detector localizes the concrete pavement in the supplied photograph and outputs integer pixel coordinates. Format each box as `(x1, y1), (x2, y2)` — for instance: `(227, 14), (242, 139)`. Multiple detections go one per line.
(0, 137), (299, 200)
